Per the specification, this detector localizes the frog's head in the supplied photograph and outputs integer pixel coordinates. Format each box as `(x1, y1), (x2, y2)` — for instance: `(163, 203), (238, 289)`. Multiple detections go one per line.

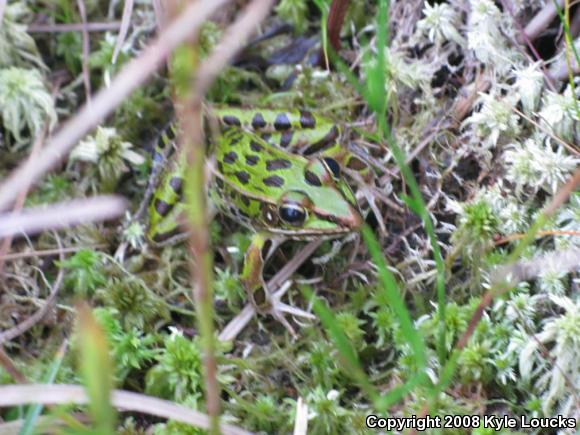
(262, 157), (362, 237)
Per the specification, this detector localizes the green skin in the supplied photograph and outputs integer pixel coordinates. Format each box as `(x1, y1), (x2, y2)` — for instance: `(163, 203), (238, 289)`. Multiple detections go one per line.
(149, 108), (363, 328)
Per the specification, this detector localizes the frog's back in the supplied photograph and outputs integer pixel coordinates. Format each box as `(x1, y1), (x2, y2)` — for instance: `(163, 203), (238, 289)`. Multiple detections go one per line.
(214, 129), (308, 203)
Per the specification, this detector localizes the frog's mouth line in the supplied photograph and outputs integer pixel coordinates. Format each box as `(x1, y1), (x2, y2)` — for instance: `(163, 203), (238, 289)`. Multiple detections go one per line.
(265, 226), (354, 238)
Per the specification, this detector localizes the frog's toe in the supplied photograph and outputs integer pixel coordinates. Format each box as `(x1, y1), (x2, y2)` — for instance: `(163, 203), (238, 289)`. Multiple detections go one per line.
(269, 308), (298, 337)
(266, 288), (316, 337)
(271, 302), (316, 320)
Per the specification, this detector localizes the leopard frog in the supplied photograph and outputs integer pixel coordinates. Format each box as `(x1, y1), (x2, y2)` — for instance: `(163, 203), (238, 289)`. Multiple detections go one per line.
(149, 108), (363, 333)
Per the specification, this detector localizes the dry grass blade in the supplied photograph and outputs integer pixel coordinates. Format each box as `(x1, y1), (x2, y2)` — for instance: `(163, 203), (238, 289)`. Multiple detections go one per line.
(0, 0), (231, 212)
(0, 384), (254, 435)
(524, 0), (566, 40)
(293, 397), (308, 435)
(76, 0), (92, 101)
(112, 0), (134, 64)
(552, 59), (580, 81)
(0, 244), (105, 262)
(0, 196), (127, 238)
(492, 248), (580, 286)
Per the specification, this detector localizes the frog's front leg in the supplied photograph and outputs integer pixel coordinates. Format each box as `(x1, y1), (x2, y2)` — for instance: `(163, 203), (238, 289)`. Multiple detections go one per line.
(241, 232), (315, 335)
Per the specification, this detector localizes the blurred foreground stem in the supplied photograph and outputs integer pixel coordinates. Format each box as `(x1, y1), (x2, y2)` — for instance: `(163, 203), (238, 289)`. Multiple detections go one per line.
(169, 1), (220, 433)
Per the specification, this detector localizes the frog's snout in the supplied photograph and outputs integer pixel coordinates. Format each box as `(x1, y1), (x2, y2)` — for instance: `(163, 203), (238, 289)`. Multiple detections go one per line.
(342, 206), (363, 230)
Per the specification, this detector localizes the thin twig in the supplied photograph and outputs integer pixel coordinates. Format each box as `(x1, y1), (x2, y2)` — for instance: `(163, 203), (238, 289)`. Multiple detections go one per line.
(0, 384), (253, 435)
(112, 0), (134, 64)
(27, 22), (121, 32)
(494, 229), (580, 245)
(501, 0), (557, 91)
(0, 235), (66, 344)
(76, 0), (92, 102)
(0, 196), (127, 238)
(0, 244), (106, 262)
(0, 125), (49, 274)
(513, 107), (580, 155)
(0, 347), (28, 384)
(0, 0), (231, 213)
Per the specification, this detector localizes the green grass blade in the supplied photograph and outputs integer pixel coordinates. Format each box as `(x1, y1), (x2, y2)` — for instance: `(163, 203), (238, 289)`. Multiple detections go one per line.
(552, 0), (580, 120)
(376, 370), (430, 410)
(331, 0), (448, 365)
(362, 226), (427, 369)
(19, 342), (68, 435)
(77, 304), (116, 434)
(301, 286), (380, 404)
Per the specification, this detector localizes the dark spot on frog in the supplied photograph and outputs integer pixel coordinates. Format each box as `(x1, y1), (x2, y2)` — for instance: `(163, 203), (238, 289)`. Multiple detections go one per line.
(260, 133), (272, 143)
(222, 115), (241, 126)
(304, 170), (322, 187)
(266, 158), (292, 171)
(250, 141), (264, 152)
(280, 131), (293, 148)
(229, 135), (241, 145)
(263, 175), (284, 187)
(251, 113), (267, 129)
(223, 151), (238, 164)
(299, 110), (316, 129)
(215, 177), (224, 189)
(274, 113), (291, 131)
(241, 195), (251, 206)
(154, 198), (172, 217)
(169, 176), (183, 195)
(245, 155), (259, 166)
(307, 125), (340, 154)
(217, 161), (224, 173)
(235, 171), (250, 184)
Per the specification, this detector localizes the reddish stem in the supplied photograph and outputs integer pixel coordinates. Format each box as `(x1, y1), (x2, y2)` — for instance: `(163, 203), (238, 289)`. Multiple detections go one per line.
(319, 0), (350, 68)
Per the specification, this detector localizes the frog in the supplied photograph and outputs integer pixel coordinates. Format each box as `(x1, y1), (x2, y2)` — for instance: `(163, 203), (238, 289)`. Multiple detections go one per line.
(148, 108), (364, 333)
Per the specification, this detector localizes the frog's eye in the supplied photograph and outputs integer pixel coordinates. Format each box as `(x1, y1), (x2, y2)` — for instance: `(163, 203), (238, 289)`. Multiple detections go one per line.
(322, 157), (341, 179)
(279, 204), (307, 226)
